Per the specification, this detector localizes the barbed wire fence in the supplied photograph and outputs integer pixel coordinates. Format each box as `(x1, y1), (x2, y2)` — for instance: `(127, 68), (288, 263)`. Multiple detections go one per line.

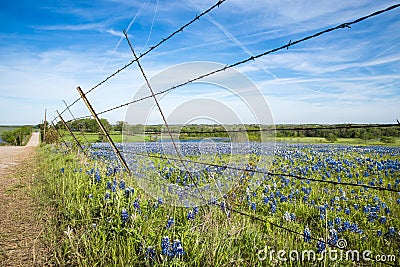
(46, 2), (400, 266)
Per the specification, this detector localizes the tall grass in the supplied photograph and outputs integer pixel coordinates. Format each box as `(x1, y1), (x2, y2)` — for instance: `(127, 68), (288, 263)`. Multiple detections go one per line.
(35, 144), (399, 266)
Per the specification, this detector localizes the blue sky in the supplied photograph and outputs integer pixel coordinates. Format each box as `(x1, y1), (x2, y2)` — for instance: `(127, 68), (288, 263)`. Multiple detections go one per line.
(0, 0), (399, 125)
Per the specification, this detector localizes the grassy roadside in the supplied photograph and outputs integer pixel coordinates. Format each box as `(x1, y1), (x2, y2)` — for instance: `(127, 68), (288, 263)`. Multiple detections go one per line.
(35, 145), (270, 266)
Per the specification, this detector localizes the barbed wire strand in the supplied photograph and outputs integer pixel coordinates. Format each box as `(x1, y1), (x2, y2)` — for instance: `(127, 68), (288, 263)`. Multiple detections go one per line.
(54, 0), (228, 121)
(85, 3), (400, 117)
(124, 30), (213, 210)
(62, 100), (91, 145)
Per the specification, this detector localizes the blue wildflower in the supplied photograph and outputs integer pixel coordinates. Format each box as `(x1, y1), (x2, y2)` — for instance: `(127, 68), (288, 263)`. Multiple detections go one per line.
(133, 198), (140, 212)
(106, 181), (112, 190)
(121, 208), (129, 223)
(119, 179), (126, 190)
(161, 236), (170, 255)
(344, 208), (351, 215)
(145, 246), (155, 260)
(317, 238), (326, 253)
(328, 229), (338, 246)
(172, 239), (185, 257)
(94, 172), (101, 183)
(166, 217), (174, 229)
(384, 207), (390, 214)
(387, 227), (396, 237)
(187, 210), (195, 220)
(304, 227), (312, 243)
(193, 206), (199, 215)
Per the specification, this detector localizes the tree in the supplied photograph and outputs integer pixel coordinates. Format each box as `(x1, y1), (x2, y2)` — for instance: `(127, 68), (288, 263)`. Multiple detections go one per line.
(325, 133), (337, 142)
(114, 121), (124, 133)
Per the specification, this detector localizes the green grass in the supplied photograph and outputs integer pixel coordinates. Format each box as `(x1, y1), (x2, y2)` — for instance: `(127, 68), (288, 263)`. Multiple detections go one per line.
(60, 131), (152, 144)
(35, 144), (400, 266)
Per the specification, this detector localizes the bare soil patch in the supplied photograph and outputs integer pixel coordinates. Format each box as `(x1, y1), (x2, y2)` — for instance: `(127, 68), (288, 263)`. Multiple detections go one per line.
(0, 133), (49, 266)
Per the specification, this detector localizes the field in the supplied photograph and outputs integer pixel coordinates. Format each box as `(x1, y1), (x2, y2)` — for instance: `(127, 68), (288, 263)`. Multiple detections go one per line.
(36, 140), (400, 266)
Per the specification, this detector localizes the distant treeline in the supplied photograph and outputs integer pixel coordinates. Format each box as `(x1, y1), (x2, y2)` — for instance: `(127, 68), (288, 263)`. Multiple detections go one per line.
(0, 126), (32, 146)
(128, 124), (400, 143)
(42, 118), (400, 144)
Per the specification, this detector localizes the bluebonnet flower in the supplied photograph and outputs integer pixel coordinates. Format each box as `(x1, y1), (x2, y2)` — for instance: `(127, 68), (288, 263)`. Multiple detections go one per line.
(343, 221), (350, 231)
(362, 205), (370, 214)
(133, 198), (140, 212)
(328, 229), (338, 246)
(145, 246), (156, 260)
(270, 204), (277, 214)
(92, 171), (100, 183)
(166, 217), (174, 229)
(187, 210), (195, 220)
(304, 227), (312, 243)
(350, 223), (359, 233)
(319, 205), (326, 220)
(387, 227), (396, 237)
(317, 238), (326, 253)
(344, 208), (351, 215)
(193, 206), (199, 215)
(161, 236), (170, 255)
(284, 211), (291, 222)
(368, 212), (378, 223)
(384, 207), (390, 214)
(106, 181), (112, 190)
(172, 239), (185, 257)
(121, 208), (129, 223)
(119, 179), (126, 190)
(124, 187), (134, 198)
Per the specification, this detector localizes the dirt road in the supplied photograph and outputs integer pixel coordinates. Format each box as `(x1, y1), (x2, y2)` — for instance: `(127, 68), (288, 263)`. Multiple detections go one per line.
(0, 132), (47, 266)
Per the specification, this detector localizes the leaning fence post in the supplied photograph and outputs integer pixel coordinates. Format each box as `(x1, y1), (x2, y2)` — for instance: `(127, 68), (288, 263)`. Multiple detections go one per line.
(76, 86), (130, 173)
(57, 110), (87, 156)
(51, 121), (69, 149)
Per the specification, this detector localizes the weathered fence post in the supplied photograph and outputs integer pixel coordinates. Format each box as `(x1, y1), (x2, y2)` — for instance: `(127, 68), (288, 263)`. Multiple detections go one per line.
(76, 86), (130, 173)
(57, 110), (87, 156)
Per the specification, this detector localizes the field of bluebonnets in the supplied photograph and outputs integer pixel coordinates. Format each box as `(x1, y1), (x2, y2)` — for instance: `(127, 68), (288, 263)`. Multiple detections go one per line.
(38, 140), (400, 266)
